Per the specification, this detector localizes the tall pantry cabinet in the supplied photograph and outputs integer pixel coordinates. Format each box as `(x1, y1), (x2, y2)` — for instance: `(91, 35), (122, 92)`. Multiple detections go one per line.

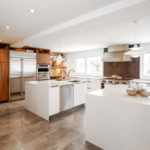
(0, 43), (9, 102)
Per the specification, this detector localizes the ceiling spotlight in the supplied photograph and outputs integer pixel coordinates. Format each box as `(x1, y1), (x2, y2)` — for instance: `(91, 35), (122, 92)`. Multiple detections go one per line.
(6, 26), (10, 29)
(30, 9), (35, 13)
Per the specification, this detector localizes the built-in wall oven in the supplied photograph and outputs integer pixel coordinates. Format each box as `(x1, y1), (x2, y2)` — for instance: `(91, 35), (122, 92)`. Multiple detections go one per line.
(37, 64), (50, 81)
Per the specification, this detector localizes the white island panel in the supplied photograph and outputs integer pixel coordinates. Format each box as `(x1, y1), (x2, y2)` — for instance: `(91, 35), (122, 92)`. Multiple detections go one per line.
(86, 85), (150, 150)
(25, 83), (49, 120)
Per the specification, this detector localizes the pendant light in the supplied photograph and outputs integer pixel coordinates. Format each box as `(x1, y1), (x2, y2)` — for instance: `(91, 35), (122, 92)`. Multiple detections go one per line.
(54, 54), (65, 62)
(125, 20), (145, 58)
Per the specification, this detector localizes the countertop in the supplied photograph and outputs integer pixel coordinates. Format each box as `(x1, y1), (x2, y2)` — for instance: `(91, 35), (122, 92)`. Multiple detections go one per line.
(70, 75), (102, 80)
(88, 84), (150, 105)
(130, 79), (150, 84)
(26, 79), (87, 87)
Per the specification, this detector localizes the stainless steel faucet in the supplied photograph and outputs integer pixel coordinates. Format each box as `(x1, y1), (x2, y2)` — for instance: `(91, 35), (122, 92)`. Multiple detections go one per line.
(61, 69), (67, 74)
(67, 69), (75, 79)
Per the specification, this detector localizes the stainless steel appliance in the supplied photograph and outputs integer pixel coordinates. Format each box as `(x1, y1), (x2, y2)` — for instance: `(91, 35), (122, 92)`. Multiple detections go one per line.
(101, 77), (130, 85)
(9, 51), (36, 100)
(60, 85), (74, 111)
(37, 64), (50, 81)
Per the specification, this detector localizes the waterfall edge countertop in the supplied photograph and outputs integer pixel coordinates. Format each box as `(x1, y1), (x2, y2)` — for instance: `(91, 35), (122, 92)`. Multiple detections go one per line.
(86, 85), (150, 150)
(25, 79), (87, 120)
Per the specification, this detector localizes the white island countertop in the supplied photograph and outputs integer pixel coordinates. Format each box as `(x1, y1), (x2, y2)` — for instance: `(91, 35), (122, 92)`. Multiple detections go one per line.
(86, 85), (150, 150)
(88, 84), (150, 105)
(26, 79), (87, 87)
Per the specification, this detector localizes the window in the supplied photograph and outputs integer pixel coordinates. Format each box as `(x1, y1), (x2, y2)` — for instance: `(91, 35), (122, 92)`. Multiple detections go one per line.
(87, 57), (102, 74)
(75, 57), (103, 75)
(76, 58), (85, 73)
(143, 53), (150, 76)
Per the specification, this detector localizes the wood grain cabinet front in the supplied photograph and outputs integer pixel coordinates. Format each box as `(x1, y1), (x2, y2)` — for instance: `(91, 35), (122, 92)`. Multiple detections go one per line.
(0, 62), (9, 101)
(37, 53), (50, 65)
(0, 49), (9, 63)
(0, 48), (9, 102)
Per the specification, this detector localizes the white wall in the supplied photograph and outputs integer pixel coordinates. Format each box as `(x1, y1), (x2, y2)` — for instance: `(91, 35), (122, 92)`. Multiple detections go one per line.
(64, 48), (103, 76)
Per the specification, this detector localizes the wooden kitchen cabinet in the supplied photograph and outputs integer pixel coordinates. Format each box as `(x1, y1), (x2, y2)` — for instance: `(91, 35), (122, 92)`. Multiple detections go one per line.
(0, 63), (9, 101)
(0, 48), (9, 63)
(0, 46), (9, 102)
(0, 43), (9, 102)
(37, 53), (50, 65)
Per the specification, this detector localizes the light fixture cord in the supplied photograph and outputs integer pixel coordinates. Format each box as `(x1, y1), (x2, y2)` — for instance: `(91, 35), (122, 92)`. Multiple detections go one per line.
(134, 20), (138, 45)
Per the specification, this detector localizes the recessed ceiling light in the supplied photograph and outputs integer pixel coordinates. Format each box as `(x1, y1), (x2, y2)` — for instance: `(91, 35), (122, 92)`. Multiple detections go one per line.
(30, 9), (35, 13)
(6, 26), (10, 29)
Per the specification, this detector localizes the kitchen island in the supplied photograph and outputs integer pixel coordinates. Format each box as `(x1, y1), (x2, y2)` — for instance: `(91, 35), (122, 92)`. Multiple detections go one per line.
(25, 80), (87, 120)
(86, 85), (150, 150)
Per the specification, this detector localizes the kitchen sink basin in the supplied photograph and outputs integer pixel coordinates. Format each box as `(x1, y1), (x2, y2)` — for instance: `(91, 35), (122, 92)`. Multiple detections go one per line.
(69, 80), (80, 83)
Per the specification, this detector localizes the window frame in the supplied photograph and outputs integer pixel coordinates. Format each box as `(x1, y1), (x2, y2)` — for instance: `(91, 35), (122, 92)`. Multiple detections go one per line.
(75, 56), (103, 76)
(75, 57), (86, 74)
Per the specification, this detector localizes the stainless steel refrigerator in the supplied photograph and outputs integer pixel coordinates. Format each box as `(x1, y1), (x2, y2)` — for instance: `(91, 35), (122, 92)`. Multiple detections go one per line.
(9, 51), (36, 101)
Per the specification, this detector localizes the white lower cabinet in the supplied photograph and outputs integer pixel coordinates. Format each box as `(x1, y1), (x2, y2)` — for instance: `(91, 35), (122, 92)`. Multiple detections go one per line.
(49, 86), (60, 116)
(87, 79), (101, 91)
(49, 82), (87, 116)
(74, 82), (87, 106)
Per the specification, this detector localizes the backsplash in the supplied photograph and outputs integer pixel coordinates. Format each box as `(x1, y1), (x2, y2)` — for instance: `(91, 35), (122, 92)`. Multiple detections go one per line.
(103, 58), (140, 79)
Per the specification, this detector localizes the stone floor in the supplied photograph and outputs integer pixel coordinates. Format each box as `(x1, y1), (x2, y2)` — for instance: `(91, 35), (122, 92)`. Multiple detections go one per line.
(0, 100), (102, 150)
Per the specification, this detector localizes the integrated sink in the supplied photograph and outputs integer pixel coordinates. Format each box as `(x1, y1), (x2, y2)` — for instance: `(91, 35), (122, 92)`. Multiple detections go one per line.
(69, 80), (80, 83)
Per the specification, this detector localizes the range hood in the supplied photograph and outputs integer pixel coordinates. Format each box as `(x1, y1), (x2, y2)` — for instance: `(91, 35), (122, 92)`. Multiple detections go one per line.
(103, 44), (132, 62)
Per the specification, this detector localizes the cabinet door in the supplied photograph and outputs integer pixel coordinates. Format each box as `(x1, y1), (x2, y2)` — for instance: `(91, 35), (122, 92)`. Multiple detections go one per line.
(87, 79), (100, 91)
(37, 53), (50, 64)
(74, 83), (87, 106)
(0, 49), (9, 63)
(44, 54), (50, 64)
(0, 63), (9, 101)
(36, 53), (43, 64)
(49, 86), (60, 116)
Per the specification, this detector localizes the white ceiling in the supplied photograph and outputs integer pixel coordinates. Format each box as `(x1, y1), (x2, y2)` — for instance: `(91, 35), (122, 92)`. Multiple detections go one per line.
(0, 0), (150, 53)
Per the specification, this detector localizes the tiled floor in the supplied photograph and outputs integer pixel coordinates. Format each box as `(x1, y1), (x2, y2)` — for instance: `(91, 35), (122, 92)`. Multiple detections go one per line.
(0, 101), (102, 150)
